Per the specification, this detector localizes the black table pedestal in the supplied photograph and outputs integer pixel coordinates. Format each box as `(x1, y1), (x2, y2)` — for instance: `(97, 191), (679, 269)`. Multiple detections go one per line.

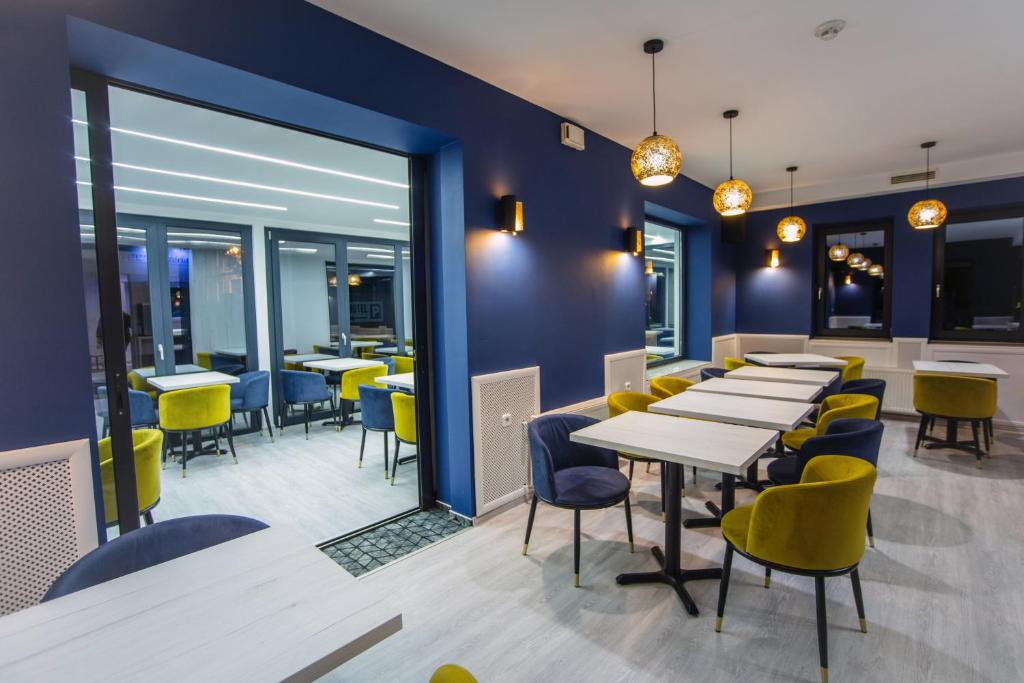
(683, 472), (736, 530)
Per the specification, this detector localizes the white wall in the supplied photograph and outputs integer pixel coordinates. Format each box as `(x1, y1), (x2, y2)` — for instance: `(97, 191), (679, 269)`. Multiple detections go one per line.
(278, 250), (332, 354)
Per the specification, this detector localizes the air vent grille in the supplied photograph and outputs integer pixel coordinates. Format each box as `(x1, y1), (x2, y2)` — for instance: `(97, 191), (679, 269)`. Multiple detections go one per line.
(891, 170), (936, 185)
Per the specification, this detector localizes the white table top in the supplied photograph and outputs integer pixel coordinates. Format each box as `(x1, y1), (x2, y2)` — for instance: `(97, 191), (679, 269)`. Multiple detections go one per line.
(689, 377), (821, 403)
(285, 353), (336, 364)
(132, 364), (207, 378)
(147, 371), (239, 392)
(912, 360), (1008, 379)
(303, 358), (384, 373)
(645, 346), (675, 356)
(725, 365), (838, 386)
(375, 347), (414, 356)
(213, 347), (247, 358)
(570, 411), (777, 476)
(649, 391), (816, 431)
(0, 526), (401, 682)
(378, 372), (415, 391)
(351, 340), (382, 349)
(745, 353), (848, 368)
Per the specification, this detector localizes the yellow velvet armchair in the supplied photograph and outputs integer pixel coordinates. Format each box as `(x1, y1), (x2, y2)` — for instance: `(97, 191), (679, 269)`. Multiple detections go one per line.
(394, 355), (415, 374)
(913, 373), (997, 466)
(430, 664), (478, 683)
(723, 357), (748, 371)
(835, 355), (865, 382)
(127, 369), (157, 399)
(159, 384), (235, 478)
(717, 455), (877, 683)
(340, 363), (388, 426)
(649, 376), (694, 399)
(98, 428), (163, 527)
(390, 391), (417, 485)
(781, 393), (878, 452)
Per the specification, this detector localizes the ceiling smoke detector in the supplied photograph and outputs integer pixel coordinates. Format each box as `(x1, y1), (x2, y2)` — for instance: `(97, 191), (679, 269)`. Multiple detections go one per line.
(814, 19), (846, 41)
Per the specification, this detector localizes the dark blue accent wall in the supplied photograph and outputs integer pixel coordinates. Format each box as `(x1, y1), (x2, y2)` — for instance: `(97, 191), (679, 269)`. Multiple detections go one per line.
(1, 1), (726, 517)
(736, 176), (1024, 337)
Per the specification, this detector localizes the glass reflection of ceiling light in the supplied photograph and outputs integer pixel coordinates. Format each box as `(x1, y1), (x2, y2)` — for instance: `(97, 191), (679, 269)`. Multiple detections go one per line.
(347, 274), (362, 286)
(279, 247), (318, 254)
(80, 224), (147, 234)
(828, 242), (850, 261)
(76, 180), (287, 211)
(373, 219), (411, 226)
(645, 260), (655, 275)
(867, 263), (884, 277)
(846, 251), (866, 268)
(348, 246), (393, 253)
(858, 257), (872, 271)
(71, 120), (409, 189)
(225, 245), (242, 263)
(167, 231), (240, 241)
(366, 254), (395, 259)
(844, 273), (853, 285)
(646, 255), (675, 263)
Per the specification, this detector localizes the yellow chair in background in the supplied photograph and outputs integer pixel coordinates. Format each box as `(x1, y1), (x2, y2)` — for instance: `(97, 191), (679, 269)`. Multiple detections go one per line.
(724, 357), (748, 371)
(159, 384), (235, 478)
(97, 428), (163, 527)
(716, 455), (877, 683)
(430, 664), (478, 683)
(394, 356), (415, 374)
(339, 363), (388, 426)
(913, 373), (997, 466)
(127, 369), (157, 399)
(782, 394), (878, 452)
(196, 351), (214, 369)
(391, 392), (417, 485)
(646, 354), (661, 363)
(836, 356), (865, 382)
(650, 376), (694, 399)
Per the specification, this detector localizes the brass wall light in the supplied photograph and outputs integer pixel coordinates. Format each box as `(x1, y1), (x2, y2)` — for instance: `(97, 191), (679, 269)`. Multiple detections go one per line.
(498, 195), (524, 234)
(347, 274), (362, 286)
(765, 248), (780, 269)
(625, 226), (643, 255)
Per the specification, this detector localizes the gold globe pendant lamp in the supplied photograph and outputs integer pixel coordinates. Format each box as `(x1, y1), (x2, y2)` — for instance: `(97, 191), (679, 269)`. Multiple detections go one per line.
(776, 166), (806, 242)
(713, 110), (752, 215)
(846, 231), (866, 268)
(908, 141), (947, 229)
(828, 241), (850, 262)
(631, 39), (681, 187)
(867, 263), (884, 277)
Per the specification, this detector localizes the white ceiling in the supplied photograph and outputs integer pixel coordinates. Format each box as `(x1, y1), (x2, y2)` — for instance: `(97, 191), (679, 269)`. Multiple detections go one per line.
(312, 0), (1024, 208)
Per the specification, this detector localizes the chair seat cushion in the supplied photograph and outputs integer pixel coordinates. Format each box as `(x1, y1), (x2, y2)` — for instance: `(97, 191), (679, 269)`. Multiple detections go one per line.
(553, 466), (629, 507)
(766, 456), (800, 485)
(721, 504), (753, 552)
(230, 398), (244, 410)
(782, 427), (816, 451)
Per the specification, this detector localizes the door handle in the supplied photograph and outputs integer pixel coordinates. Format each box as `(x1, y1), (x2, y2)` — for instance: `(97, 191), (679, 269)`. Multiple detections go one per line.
(935, 284), (941, 299)
(341, 333), (347, 345)
(157, 343), (165, 361)
(817, 287), (823, 301)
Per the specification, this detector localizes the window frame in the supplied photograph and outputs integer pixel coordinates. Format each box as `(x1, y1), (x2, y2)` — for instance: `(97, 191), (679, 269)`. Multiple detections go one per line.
(644, 219), (687, 367)
(930, 203), (1024, 344)
(812, 219), (894, 340)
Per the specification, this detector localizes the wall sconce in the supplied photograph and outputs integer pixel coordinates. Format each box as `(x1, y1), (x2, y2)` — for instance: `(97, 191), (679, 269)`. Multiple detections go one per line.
(625, 226), (643, 255)
(844, 272), (853, 285)
(644, 259), (655, 276)
(765, 248), (780, 269)
(498, 195), (524, 234)
(348, 274), (362, 286)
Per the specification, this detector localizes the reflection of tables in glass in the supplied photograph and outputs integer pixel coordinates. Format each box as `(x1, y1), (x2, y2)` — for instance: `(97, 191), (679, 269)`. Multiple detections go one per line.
(351, 340), (382, 350)
(645, 345), (675, 357)
(375, 347), (414, 357)
(688, 377), (821, 403)
(570, 411), (777, 615)
(146, 371), (239, 392)
(284, 353), (336, 366)
(724, 366), (836, 386)
(302, 358), (384, 373)
(214, 347), (248, 359)
(133, 364), (208, 378)
(744, 353), (848, 368)
(378, 373), (415, 392)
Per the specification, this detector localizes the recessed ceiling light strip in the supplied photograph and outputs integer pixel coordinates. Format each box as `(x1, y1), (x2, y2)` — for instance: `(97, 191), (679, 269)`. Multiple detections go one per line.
(76, 180), (288, 211)
(373, 218), (411, 226)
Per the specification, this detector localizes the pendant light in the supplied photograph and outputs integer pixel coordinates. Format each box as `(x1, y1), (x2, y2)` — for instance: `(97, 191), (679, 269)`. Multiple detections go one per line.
(846, 232), (866, 269)
(858, 257), (872, 271)
(630, 39), (682, 187)
(713, 110), (753, 216)
(776, 166), (806, 242)
(828, 239), (850, 262)
(907, 141), (947, 229)
(867, 263), (884, 277)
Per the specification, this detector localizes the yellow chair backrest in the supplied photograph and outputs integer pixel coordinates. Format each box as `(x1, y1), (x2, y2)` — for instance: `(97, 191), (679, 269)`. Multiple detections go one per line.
(127, 370), (151, 392)
(158, 384), (230, 431)
(650, 376), (694, 399)
(392, 392), (417, 443)
(745, 455), (876, 571)
(430, 664), (478, 683)
(608, 391), (659, 416)
(815, 393), (878, 435)
(836, 355), (865, 382)
(196, 352), (214, 369)
(394, 356), (415, 374)
(340, 363), (387, 401)
(98, 428), (163, 526)
(913, 373), (997, 419)
(724, 357), (748, 371)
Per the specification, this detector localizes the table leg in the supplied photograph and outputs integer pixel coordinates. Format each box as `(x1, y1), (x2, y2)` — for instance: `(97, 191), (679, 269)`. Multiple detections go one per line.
(684, 472), (736, 529)
(616, 462), (721, 616)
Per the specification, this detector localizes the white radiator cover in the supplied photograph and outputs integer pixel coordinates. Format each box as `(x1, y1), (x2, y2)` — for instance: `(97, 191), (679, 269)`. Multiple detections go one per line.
(0, 439), (98, 615)
(604, 349), (646, 395)
(471, 367), (540, 516)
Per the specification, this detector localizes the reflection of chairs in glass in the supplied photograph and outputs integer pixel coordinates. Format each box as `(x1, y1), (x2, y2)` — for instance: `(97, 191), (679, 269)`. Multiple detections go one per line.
(394, 355), (414, 374)
(312, 344), (339, 356)
(128, 369), (157, 399)
(280, 370), (336, 439)
(358, 385), (395, 475)
(159, 384), (236, 477)
(97, 387), (159, 437)
(230, 371), (273, 441)
(390, 392), (417, 485)
(196, 351), (214, 369)
(97, 428), (163, 527)
(339, 363), (389, 427)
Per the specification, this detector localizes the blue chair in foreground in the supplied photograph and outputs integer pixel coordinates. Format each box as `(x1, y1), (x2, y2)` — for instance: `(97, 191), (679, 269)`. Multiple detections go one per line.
(280, 369), (336, 439)
(230, 370), (273, 441)
(43, 514), (268, 601)
(701, 367), (727, 381)
(97, 387), (159, 437)
(358, 385), (395, 475)
(523, 413), (633, 587)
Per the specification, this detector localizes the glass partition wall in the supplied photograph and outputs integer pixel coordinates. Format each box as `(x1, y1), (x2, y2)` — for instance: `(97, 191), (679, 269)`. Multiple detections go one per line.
(73, 74), (426, 542)
(644, 221), (685, 365)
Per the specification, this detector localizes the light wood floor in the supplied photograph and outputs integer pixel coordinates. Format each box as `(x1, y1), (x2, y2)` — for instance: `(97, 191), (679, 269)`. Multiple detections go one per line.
(146, 416), (419, 544)
(330, 418), (1024, 682)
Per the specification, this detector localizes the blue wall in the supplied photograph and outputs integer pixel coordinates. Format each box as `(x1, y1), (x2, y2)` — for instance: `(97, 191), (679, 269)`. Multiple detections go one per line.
(736, 176), (1024, 336)
(1, 0), (726, 517)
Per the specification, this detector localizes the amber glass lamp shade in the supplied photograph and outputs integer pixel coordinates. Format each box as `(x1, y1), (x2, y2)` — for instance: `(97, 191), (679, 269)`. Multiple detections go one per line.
(776, 216), (806, 243)
(713, 178), (752, 216)
(858, 258), (872, 271)
(828, 243), (850, 262)
(908, 198), (947, 230)
(867, 263), (884, 277)
(846, 252), (866, 268)
(631, 134), (682, 187)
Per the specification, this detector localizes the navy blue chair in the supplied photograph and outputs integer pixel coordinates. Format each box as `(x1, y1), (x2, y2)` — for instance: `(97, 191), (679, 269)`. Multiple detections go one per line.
(767, 418), (884, 549)
(701, 367), (727, 381)
(280, 369), (336, 439)
(43, 514), (267, 601)
(97, 387), (159, 437)
(800, 370), (845, 427)
(523, 414), (633, 587)
(230, 370), (273, 441)
(358, 385), (395, 474)
(210, 353), (246, 376)
(841, 378), (886, 419)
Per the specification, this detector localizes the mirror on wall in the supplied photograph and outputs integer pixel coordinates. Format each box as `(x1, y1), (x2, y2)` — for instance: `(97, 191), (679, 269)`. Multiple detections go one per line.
(814, 223), (892, 338)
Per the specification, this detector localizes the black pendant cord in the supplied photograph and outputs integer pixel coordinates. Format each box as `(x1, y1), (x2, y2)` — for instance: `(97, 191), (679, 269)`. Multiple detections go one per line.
(925, 147), (931, 191)
(651, 51), (657, 135)
(789, 171), (794, 212)
(728, 118), (734, 179)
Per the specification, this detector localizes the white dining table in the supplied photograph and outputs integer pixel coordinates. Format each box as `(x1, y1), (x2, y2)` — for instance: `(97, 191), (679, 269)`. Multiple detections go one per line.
(912, 360), (1008, 379)
(689, 377), (821, 403)
(285, 353), (336, 364)
(375, 347), (414, 357)
(147, 371), (239, 392)
(725, 365), (838, 386)
(744, 353), (848, 368)
(649, 391), (815, 432)
(132, 364), (207, 378)
(303, 358), (384, 373)
(0, 526), (401, 682)
(570, 411), (777, 616)
(351, 340), (382, 350)
(378, 372), (415, 391)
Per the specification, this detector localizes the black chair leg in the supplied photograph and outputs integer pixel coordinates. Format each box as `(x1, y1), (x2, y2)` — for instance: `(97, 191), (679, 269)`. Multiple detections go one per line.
(692, 465), (698, 485)
(226, 421), (238, 464)
(815, 576), (828, 683)
(715, 544), (734, 632)
(392, 440), (400, 481)
(850, 568), (867, 633)
(623, 496), (634, 553)
(982, 418), (990, 453)
(522, 495), (539, 555)
(383, 432), (390, 476)
(304, 405), (311, 440)
(866, 509), (875, 548)
(143, 510), (154, 526)
(573, 508), (581, 587)
(330, 394), (339, 432)
(390, 437), (401, 484)
(180, 433), (188, 479)
(913, 413), (929, 456)
(358, 427), (367, 468)
(970, 420), (983, 467)
(161, 432), (168, 470)
(764, 567), (772, 588)
(627, 459), (634, 481)
(262, 406), (274, 442)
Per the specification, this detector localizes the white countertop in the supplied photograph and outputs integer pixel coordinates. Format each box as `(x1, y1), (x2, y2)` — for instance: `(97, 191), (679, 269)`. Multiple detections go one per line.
(0, 526), (401, 682)
(285, 353), (336, 364)
(570, 411), (777, 476)
(912, 360), (1008, 379)
(688, 377), (821, 403)
(378, 372), (415, 391)
(375, 347), (414, 356)
(725, 365), (838, 386)
(132, 364), (207, 378)
(744, 353), (848, 368)
(147, 371), (239, 392)
(303, 358), (384, 373)
(649, 391), (816, 431)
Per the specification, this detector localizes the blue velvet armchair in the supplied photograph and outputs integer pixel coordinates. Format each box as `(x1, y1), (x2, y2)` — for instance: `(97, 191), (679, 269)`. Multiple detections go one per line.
(357, 385), (395, 473)
(280, 369), (336, 439)
(523, 413), (633, 587)
(841, 378), (886, 419)
(230, 370), (273, 440)
(700, 367), (727, 381)
(98, 387), (159, 437)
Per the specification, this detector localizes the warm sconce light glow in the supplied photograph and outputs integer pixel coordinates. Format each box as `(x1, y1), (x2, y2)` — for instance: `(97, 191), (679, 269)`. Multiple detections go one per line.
(765, 248), (780, 269)
(625, 227), (643, 255)
(844, 272), (853, 285)
(347, 274), (362, 286)
(644, 259), (655, 275)
(498, 195), (524, 234)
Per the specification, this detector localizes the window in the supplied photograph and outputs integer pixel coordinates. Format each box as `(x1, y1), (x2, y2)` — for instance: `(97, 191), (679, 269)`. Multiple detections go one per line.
(932, 206), (1024, 342)
(813, 221), (892, 338)
(644, 221), (685, 365)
